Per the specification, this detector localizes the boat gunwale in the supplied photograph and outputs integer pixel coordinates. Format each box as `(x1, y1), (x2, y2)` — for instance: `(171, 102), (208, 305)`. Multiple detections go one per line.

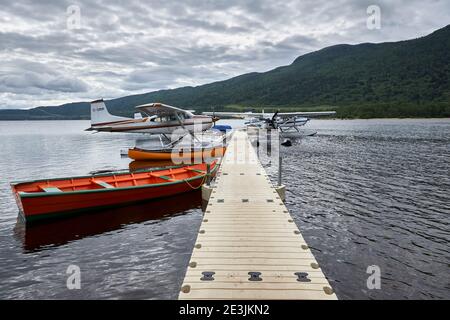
(10, 163), (195, 186)
(131, 145), (226, 153)
(12, 163), (218, 198)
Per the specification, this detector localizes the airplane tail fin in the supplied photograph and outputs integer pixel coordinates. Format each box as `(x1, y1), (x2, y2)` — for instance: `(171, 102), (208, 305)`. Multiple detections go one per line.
(90, 99), (128, 126)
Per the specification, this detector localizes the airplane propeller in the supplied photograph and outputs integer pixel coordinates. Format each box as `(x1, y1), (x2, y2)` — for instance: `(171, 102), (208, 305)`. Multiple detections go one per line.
(265, 110), (279, 129)
(211, 106), (220, 123)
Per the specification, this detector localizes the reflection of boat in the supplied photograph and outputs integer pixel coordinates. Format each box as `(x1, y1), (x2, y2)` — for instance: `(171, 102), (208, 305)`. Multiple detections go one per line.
(14, 191), (202, 252)
(128, 145), (226, 161)
(11, 161), (217, 222)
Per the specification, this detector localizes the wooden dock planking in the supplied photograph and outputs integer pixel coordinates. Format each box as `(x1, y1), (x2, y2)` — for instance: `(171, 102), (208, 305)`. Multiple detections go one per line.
(179, 130), (337, 300)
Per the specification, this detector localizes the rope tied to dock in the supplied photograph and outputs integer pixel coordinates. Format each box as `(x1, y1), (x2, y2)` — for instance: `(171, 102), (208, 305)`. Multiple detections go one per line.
(183, 173), (208, 190)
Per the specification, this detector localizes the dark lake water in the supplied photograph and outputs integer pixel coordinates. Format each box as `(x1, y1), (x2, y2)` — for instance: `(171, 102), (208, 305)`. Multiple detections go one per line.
(0, 119), (449, 299)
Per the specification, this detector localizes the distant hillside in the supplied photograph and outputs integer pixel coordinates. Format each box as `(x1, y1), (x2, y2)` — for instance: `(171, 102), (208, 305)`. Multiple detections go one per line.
(1, 25), (449, 120)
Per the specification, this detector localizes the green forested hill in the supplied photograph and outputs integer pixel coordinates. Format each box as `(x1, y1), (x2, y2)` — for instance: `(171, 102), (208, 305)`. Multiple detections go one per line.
(1, 25), (449, 119)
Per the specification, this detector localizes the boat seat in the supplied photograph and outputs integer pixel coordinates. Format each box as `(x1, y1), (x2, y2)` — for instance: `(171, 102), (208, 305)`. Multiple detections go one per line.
(92, 179), (115, 189)
(39, 186), (63, 193)
(147, 173), (175, 182)
(158, 175), (173, 181)
(185, 168), (205, 174)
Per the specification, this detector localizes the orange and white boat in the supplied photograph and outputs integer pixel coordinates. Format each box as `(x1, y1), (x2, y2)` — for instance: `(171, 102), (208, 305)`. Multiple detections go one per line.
(128, 145), (226, 161)
(11, 162), (217, 222)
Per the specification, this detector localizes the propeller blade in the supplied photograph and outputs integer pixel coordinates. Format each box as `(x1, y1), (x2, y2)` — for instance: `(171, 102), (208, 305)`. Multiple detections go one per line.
(272, 109), (280, 121)
(268, 109), (280, 129)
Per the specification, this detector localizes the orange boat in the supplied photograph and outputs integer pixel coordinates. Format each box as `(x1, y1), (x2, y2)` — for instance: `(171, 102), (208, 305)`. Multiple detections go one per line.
(11, 162), (217, 223)
(128, 145), (226, 161)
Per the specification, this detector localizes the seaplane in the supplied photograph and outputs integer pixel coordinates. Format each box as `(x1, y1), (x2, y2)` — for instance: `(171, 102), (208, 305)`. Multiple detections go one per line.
(86, 99), (215, 135)
(86, 99), (229, 161)
(202, 110), (336, 137)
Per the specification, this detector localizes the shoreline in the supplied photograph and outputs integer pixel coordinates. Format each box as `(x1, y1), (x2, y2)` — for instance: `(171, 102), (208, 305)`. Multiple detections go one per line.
(1, 118), (449, 121)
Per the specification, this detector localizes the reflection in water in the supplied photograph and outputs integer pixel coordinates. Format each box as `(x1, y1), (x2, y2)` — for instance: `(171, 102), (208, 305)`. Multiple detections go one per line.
(1, 119), (450, 299)
(14, 190), (202, 253)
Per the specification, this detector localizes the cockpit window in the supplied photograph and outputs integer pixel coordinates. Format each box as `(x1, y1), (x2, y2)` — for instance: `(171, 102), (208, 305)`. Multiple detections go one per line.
(150, 113), (190, 122)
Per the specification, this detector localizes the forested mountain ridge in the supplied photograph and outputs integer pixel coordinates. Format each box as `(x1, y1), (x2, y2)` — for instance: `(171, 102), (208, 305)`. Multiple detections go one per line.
(1, 25), (449, 119)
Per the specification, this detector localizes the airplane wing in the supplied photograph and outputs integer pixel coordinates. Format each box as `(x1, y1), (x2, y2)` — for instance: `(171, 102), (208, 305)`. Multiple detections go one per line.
(136, 103), (194, 117)
(202, 112), (257, 118)
(202, 111), (336, 118)
(276, 111), (336, 118)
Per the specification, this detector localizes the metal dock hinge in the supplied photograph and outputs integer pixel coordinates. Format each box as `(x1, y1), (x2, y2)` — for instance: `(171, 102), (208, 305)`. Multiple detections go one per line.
(201, 271), (215, 281)
(248, 272), (262, 281)
(295, 272), (311, 282)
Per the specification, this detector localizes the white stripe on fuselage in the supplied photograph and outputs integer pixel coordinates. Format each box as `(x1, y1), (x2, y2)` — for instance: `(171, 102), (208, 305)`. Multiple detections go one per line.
(92, 118), (213, 134)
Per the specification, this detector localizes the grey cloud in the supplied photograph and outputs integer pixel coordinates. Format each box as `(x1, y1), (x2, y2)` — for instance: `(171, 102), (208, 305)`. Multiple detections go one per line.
(171, 17), (250, 33)
(0, 0), (449, 109)
(122, 65), (229, 91)
(0, 60), (89, 94)
(272, 35), (321, 51)
(0, 31), (87, 54)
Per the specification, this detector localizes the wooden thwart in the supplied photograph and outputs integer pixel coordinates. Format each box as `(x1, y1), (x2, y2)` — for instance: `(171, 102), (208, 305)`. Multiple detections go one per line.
(39, 186), (63, 193)
(179, 130), (337, 300)
(92, 179), (115, 189)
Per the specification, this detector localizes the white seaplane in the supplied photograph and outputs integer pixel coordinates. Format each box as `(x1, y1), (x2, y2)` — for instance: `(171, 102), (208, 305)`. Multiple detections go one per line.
(203, 110), (336, 137)
(86, 99), (214, 134)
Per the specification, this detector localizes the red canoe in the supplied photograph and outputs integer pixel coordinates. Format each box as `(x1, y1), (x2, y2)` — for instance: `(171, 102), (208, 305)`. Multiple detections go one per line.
(11, 161), (217, 222)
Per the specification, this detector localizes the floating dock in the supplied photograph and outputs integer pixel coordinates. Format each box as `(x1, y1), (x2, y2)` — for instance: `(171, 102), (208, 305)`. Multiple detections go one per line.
(179, 130), (337, 300)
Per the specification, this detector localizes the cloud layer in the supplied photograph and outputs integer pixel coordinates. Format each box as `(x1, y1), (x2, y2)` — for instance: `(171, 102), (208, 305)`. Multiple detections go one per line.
(0, 0), (449, 109)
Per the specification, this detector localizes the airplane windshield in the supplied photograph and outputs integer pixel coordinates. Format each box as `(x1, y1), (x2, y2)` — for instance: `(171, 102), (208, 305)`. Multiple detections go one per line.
(151, 115), (179, 122)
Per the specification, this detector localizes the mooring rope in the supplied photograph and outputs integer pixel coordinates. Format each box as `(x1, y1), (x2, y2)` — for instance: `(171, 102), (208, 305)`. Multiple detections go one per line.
(183, 172), (208, 190)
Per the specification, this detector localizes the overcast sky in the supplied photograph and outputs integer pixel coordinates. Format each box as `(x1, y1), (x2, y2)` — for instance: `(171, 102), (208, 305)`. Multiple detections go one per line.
(0, 0), (449, 109)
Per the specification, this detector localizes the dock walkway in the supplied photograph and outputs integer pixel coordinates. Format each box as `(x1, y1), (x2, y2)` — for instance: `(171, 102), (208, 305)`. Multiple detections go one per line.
(179, 130), (337, 300)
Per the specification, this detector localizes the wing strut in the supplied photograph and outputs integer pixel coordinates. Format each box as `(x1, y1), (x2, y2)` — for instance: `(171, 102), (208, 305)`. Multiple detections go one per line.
(174, 112), (202, 146)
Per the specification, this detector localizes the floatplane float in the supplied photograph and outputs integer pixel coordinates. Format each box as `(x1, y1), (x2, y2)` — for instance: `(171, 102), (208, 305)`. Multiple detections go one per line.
(11, 161), (218, 222)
